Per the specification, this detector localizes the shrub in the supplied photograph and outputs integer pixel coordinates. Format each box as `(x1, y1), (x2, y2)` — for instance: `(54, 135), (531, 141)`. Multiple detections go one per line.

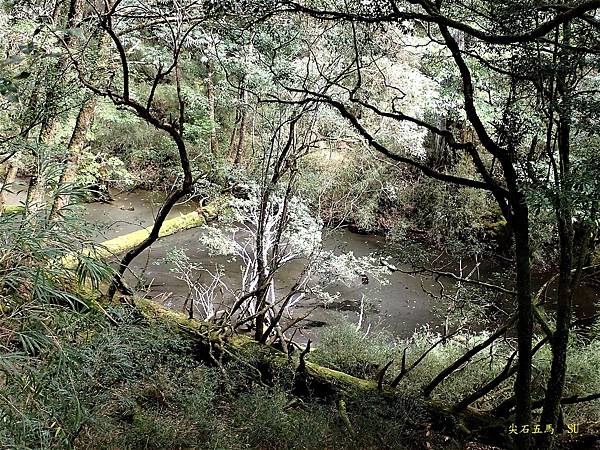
(309, 318), (600, 425)
(309, 322), (397, 379)
(230, 387), (331, 450)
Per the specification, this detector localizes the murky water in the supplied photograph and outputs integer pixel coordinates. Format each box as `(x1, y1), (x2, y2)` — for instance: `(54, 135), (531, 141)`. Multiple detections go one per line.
(49, 187), (441, 339)
(80, 190), (600, 339)
(6, 180), (599, 339)
(76, 191), (440, 339)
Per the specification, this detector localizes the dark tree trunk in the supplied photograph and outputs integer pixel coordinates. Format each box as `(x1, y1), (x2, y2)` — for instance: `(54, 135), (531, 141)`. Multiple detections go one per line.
(233, 78), (248, 166)
(511, 200), (533, 450)
(205, 60), (219, 155)
(538, 21), (576, 448)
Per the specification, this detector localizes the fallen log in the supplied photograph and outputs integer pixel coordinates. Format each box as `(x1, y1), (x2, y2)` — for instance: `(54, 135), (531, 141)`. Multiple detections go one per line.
(134, 297), (510, 447)
(4, 198), (224, 265)
(105, 196), (226, 299)
(1, 204), (25, 215)
(101, 198), (224, 256)
(97, 202), (221, 258)
(61, 197), (227, 271)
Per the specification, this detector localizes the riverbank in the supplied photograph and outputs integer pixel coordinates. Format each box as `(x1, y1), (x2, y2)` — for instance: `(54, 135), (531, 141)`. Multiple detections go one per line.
(2, 186), (599, 450)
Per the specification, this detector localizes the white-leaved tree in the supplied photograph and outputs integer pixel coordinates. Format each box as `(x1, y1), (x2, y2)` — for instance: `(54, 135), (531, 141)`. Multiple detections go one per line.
(169, 184), (387, 352)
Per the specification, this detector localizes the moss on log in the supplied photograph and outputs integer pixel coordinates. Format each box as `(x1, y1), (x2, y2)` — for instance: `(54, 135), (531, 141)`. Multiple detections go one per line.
(136, 297), (375, 389)
(60, 198), (227, 271)
(135, 298), (508, 445)
(1, 204), (25, 215)
(99, 211), (206, 257)
(99, 199), (224, 257)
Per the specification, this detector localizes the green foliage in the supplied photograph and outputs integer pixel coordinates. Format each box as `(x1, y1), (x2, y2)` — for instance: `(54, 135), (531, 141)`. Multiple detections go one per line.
(310, 319), (600, 423)
(180, 85), (215, 145)
(92, 98), (230, 192)
(297, 150), (402, 232)
(0, 304), (211, 449)
(534, 334), (600, 424)
(74, 150), (135, 192)
(230, 388), (331, 450)
(310, 322), (397, 379)
(405, 165), (491, 254)
(1, 3), (599, 449)
(92, 113), (180, 189)
(0, 304), (432, 450)
(0, 209), (112, 309)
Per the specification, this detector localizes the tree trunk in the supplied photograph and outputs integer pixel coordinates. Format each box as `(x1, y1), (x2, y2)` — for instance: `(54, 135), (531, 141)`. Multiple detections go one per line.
(49, 97), (97, 220)
(437, 25), (534, 449)
(38, 117), (57, 145)
(38, 0), (82, 146)
(27, 118), (50, 216)
(205, 60), (219, 155)
(233, 78), (248, 166)
(538, 21), (575, 449)
(28, 115), (56, 214)
(107, 122), (193, 300)
(28, 0), (85, 216)
(52, 0), (64, 24)
(253, 189), (271, 341)
(0, 163), (18, 213)
(25, 174), (41, 214)
(511, 201), (533, 450)
(538, 175), (573, 446)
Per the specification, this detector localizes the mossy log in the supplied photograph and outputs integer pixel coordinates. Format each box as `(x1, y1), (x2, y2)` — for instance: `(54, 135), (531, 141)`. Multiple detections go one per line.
(97, 207), (215, 258)
(135, 297), (378, 390)
(4, 197), (225, 273)
(62, 198), (227, 270)
(101, 199), (225, 256)
(48, 198), (228, 308)
(1, 204), (25, 215)
(135, 298), (509, 446)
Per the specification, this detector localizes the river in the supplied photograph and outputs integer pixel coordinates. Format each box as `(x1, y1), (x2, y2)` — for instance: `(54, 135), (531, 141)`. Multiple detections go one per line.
(80, 189), (441, 340)
(6, 180), (599, 340)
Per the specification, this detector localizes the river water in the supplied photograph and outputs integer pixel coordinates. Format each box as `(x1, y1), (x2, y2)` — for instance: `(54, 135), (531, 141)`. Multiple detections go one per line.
(80, 189), (441, 340)
(75, 189), (600, 340)
(6, 181), (599, 340)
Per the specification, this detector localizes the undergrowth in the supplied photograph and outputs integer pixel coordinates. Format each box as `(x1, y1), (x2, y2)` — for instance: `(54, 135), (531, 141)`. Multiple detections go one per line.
(309, 321), (600, 425)
(0, 304), (439, 450)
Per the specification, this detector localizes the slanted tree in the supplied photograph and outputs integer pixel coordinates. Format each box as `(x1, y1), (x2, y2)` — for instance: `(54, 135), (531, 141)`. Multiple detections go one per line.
(58, 0), (219, 298)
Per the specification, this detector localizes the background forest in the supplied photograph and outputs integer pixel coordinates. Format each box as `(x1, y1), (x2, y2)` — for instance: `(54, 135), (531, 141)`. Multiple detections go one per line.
(1, 1), (600, 449)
